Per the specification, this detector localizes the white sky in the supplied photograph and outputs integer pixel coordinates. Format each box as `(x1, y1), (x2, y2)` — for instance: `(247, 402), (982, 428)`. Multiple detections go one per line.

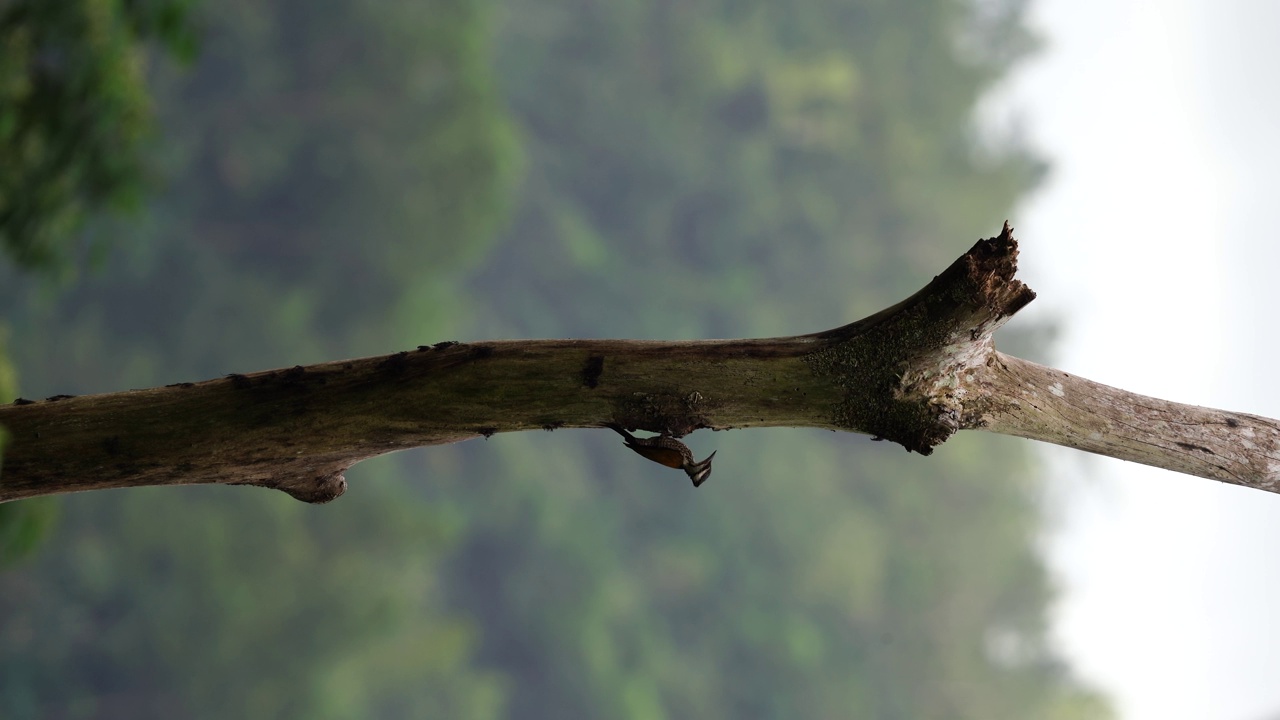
(994, 2), (1280, 719)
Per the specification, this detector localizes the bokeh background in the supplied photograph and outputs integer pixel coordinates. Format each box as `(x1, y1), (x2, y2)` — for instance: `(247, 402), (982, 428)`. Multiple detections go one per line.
(2, 1), (1277, 718)
(995, 3), (1280, 720)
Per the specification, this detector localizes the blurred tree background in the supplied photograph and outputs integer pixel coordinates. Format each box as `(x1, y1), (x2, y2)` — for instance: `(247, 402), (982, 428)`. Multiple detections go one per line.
(0, 0), (1112, 717)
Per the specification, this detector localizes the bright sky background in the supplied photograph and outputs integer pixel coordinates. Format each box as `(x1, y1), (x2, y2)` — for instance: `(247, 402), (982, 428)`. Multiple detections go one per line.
(993, 2), (1280, 719)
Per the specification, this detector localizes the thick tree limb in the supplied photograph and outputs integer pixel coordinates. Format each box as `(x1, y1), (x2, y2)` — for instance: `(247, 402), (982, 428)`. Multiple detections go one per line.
(3, 223), (1278, 503)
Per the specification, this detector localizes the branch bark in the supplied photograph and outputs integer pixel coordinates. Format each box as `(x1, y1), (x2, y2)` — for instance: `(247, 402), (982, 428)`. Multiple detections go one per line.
(3, 223), (1278, 503)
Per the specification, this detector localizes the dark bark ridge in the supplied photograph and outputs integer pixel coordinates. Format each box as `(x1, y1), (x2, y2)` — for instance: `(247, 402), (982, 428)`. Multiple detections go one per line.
(804, 225), (1035, 453)
(4, 223), (1279, 503)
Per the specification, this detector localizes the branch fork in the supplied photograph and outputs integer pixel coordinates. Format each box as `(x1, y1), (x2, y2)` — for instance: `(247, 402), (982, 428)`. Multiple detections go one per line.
(4, 223), (1278, 502)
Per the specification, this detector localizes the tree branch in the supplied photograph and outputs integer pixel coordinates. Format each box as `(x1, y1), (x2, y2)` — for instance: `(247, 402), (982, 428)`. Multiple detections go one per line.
(3, 223), (1276, 503)
(968, 353), (1280, 490)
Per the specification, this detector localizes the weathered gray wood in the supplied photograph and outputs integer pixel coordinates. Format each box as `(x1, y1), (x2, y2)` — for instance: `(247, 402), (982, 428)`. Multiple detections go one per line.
(967, 353), (1280, 491)
(3, 223), (1275, 503)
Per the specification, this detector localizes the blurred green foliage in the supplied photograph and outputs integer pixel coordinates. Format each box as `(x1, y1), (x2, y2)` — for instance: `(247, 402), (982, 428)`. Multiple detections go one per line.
(0, 0), (197, 275)
(0, 0), (1111, 717)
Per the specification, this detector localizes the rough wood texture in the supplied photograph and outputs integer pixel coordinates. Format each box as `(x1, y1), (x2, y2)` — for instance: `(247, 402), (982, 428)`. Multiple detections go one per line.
(3, 223), (1277, 502)
(967, 353), (1280, 490)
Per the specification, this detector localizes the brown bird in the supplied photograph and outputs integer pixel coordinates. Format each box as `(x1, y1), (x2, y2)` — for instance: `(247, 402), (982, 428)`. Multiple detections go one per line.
(607, 424), (716, 487)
